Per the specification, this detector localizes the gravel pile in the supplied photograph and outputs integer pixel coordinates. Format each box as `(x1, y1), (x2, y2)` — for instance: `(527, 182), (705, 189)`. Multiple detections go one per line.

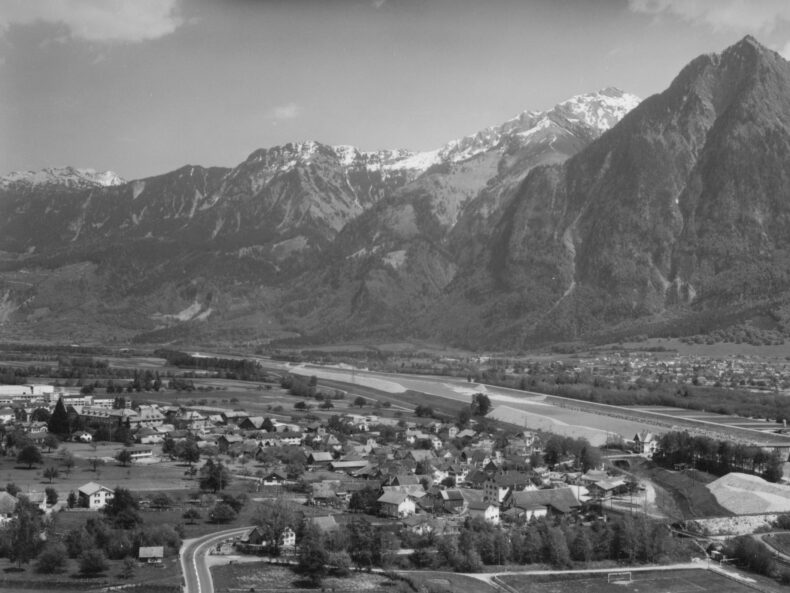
(707, 473), (790, 515)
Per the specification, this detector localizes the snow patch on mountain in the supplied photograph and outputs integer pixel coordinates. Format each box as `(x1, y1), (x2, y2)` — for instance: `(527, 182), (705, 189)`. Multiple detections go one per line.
(0, 166), (125, 190)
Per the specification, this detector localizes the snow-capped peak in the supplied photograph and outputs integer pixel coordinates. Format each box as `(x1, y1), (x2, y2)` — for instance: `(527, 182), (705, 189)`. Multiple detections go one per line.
(0, 166), (125, 190)
(239, 88), (641, 179)
(554, 87), (641, 132)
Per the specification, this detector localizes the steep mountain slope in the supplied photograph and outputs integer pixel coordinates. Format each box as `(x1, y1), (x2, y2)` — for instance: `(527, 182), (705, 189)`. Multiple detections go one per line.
(280, 89), (640, 338)
(424, 36), (790, 348)
(0, 89), (636, 343)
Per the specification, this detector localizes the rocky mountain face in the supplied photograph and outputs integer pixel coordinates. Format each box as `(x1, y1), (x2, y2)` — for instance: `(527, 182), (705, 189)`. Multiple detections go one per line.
(0, 86), (639, 345)
(9, 38), (789, 351)
(424, 36), (790, 348)
(24, 33), (790, 351)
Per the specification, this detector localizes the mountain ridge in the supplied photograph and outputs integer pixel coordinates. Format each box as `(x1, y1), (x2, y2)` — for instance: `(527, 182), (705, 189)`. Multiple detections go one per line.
(13, 37), (789, 354)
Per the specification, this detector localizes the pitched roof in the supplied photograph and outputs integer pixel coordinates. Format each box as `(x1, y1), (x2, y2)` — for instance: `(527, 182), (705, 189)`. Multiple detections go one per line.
(138, 546), (164, 558)
(509, 487), (580, 514)
(78, 481), (113, 496)
(0, 491), (17, 514)
(378, 491), (414, 505)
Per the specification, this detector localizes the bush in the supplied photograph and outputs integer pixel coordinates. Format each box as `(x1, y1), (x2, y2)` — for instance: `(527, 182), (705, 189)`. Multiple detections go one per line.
(35, 542), (67, 574)
(80, 548), (108, 575)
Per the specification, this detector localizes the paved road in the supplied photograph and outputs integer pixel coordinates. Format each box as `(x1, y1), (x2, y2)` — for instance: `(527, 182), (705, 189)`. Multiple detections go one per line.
(180, 526), (253, 593)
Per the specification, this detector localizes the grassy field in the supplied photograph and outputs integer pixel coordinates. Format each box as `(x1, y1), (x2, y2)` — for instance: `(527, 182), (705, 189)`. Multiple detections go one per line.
(763, 533), (790, 556)
(400, 571), (498, 593)
(630, 461), (731, 520)
(0, 555), (181, 592)
(211, 562), (402, 593)
(499, 569), (767, 593)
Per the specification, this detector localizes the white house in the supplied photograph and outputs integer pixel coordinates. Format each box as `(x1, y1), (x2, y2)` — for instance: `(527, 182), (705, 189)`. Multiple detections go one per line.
(377, 491), (416, 518)
(78, 482), (114, 509)
(468, 500), (500, 525)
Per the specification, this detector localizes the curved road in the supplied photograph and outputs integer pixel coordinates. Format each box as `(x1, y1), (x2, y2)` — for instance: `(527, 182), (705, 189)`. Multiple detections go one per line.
(180, 526), (253, 593)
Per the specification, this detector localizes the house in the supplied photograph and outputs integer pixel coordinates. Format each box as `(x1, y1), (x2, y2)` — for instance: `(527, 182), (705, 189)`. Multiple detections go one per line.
(262, 469), (288, 486)
(239, 416), (266, 431)
(308, 515), (339, 532)
(20, 491), (47, 512)
(633, 431), (659, 458)
(0, 491), (17, 521)
(78, 482), (114, 509)
(468, 500), (500, 525)
(217, 434), (243, 453)
(377, 491), (416, 518)
(138, 546), (164, 564)
(505, 487), (581, 518)
(280, 526), (296, 548)
(308, 451), (334, 466)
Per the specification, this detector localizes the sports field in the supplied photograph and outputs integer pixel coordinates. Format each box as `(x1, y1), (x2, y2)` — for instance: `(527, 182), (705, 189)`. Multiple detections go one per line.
(499, 569), (762, 593)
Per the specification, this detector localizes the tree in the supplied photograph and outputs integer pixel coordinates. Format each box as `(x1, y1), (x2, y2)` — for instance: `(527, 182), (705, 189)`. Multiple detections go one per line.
(150, 492), (173, 509)
(8, 498), (42, 568)
(103, 487), (141, 528)
(471, 393), (492, 416)
(199, 459), (231, 493)
(31, 408), (51, 423)
(254, 500), (296, 556)
(42, 433), (60, 453)
(60, 449), (75, 475)
(353, 396), (367, 408)
(115, 449), (133, 467)
(79, 548), (107, 575)
(17, 445), (43, 469)
(763, 450), (784, 483)
(209, 502), (237, 524)
(415, 405), (434, 418)
(42, 487), (57, 507)
(66, 491), (77, 509)
(120, 556), (136, 579)
(43, 467), (59, 484)
(298, 522), (328, 586)
(88, 457), (104, 472)
(580, 446), (603, 472)
(182, 508), (202, 524)
(35, 542), (67, 574)
(179, 438), (201, 466)
(47, 397), (70, 437)
(457, 407), (471, 427)
(348, 519), (380, 569)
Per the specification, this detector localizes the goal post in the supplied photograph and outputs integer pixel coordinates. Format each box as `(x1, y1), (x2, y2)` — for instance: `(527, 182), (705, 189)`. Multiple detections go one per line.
(607, 571), (632, 584)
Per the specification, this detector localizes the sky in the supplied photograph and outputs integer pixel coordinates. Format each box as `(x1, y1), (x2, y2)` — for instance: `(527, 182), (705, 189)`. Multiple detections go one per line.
(3, 0), (790, 180)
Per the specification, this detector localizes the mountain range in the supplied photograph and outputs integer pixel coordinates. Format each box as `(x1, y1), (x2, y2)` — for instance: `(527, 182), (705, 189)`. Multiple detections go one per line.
(2, 37), (789, 350)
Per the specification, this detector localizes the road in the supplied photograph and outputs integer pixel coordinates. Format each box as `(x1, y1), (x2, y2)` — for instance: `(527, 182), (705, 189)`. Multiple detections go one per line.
(180, 526), (252, 593)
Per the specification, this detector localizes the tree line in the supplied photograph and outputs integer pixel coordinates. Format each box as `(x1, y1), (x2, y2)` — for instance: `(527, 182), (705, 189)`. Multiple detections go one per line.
(653, 430), (785, 482)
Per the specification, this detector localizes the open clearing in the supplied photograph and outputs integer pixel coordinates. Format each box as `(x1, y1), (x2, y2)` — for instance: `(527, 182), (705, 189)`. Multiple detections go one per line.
(212, 562), (397, 592)
(499, 569), (766, 593)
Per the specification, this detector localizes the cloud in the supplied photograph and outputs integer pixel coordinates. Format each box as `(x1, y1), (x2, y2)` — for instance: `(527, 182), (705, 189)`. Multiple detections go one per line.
(270, 103), (301, 121)
(372, 0), (387, 8)
(0, 0), (183, 43)
(628, 0), (790, 34)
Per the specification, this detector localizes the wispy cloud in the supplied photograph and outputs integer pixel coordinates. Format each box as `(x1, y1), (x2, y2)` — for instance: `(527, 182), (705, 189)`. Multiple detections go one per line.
(628, 0), (790, 33)
(629, 0), (790, 58)
(0, 0), (183, 43)
(270, 102), (301, 121)
(372, 0), (387, 8)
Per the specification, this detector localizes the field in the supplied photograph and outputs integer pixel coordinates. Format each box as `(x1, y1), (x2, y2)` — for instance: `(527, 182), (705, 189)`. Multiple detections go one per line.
(279, 365), (673, 446)
(630, 460), (731, 520)
(211, 562), (402, 592)
(632, 406), (786, 434)
(499, 569), (769, 593)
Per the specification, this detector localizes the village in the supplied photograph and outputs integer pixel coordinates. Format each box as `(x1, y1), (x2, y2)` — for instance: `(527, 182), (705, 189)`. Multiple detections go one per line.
(0, 356), (789, 592)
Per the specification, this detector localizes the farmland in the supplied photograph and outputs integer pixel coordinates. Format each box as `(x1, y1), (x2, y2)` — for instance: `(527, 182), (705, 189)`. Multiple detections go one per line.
(499, 568), (777, 593)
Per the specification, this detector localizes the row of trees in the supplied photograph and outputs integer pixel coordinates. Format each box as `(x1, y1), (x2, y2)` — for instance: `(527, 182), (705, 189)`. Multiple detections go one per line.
(654, 431), (785, 482)
(288, 513), (690, 585)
